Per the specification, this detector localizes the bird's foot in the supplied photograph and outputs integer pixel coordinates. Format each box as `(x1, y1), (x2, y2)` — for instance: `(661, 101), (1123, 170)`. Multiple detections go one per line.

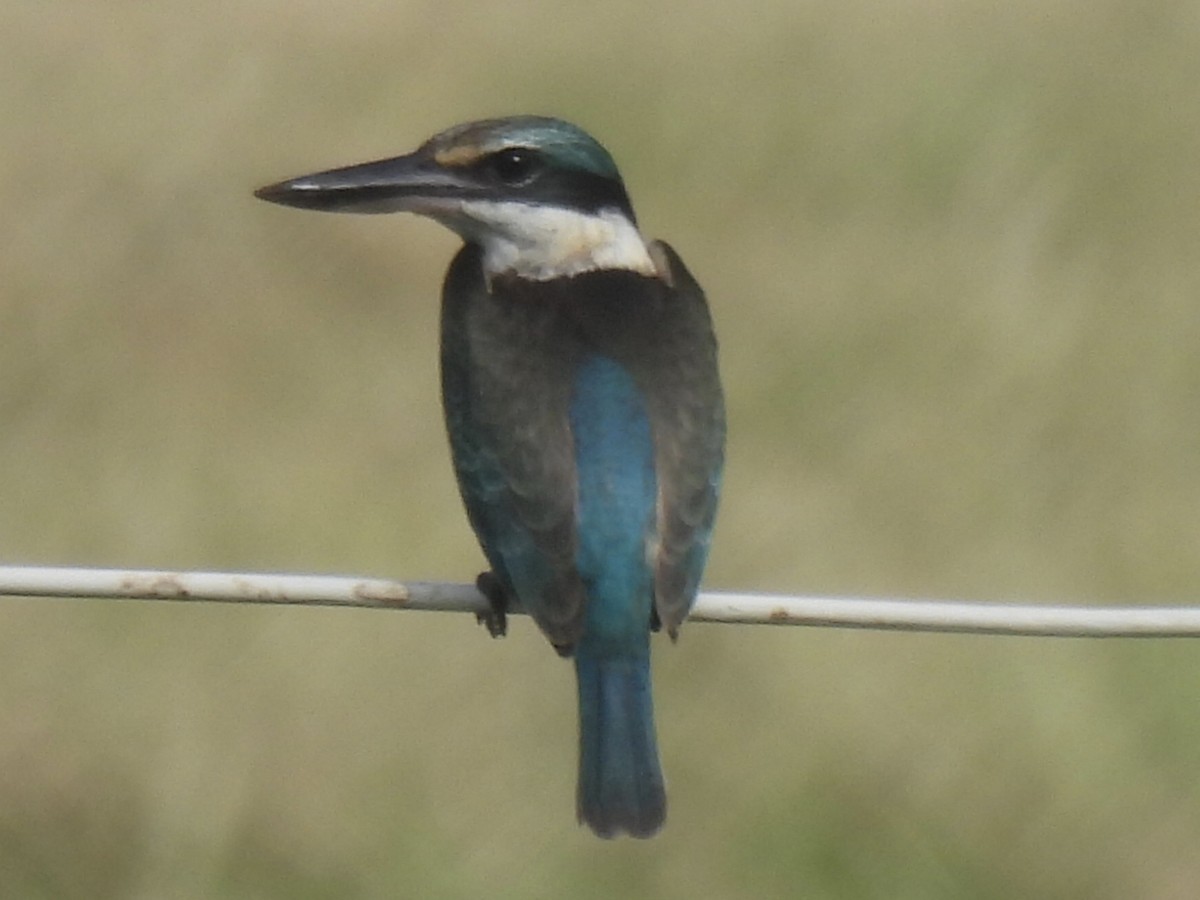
(475, 571), (508, 639)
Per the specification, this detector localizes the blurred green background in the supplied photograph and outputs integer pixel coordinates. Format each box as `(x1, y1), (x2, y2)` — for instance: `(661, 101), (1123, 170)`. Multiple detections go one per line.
(4, 0), (1200, 896)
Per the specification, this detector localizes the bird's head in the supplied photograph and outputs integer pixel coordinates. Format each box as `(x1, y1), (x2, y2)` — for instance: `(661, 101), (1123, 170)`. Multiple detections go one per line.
(256, 116), (658, 282)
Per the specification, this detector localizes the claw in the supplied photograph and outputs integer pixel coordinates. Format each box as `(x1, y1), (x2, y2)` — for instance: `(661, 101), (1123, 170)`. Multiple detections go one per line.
(475, 571), (509, 638)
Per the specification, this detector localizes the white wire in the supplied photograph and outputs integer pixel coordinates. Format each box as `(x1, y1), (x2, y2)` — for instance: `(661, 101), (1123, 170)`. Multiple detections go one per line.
(1, 564), (1199, 638)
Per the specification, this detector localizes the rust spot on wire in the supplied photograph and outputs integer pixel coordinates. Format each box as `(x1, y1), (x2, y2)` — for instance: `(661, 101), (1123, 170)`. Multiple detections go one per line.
(118, 573), (189, 598)
(352, 581), (410, 606)
(230, 576), (287, 600)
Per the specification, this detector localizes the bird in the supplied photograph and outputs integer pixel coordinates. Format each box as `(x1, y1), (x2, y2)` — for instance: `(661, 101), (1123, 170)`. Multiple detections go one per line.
(255, 116), (725, 838)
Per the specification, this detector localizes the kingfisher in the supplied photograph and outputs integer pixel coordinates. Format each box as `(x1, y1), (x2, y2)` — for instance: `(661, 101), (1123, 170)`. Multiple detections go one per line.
(255, 116), (725, 838)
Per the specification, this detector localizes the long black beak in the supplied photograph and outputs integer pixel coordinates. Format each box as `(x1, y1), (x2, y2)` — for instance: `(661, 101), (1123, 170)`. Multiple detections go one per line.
(254, 152), (471, 214)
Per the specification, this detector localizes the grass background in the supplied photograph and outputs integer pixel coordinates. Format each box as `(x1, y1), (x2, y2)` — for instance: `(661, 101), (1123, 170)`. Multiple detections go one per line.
(4, 0), (1200, 896)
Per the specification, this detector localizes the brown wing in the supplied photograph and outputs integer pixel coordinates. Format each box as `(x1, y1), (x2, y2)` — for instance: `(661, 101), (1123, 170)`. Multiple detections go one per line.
(440, 245), (588, 649)
(643, 241), (726, 637)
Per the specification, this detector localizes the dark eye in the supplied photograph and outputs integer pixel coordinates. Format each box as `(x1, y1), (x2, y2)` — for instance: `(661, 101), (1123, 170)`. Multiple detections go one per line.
(486, 148), (540, 185)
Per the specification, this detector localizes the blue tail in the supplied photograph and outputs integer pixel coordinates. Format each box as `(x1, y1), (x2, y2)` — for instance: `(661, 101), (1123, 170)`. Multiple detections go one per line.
(575, 652), (665, 839)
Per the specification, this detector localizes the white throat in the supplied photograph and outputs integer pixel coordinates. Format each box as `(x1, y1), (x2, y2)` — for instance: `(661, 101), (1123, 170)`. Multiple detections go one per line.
(431, 200), (657, 281)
